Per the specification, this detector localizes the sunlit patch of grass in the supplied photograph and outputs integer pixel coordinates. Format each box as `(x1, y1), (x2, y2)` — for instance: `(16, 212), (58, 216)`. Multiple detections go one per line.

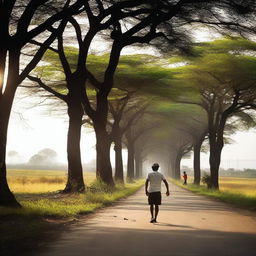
(171, 178), (256, 210)
(5, 170), (143, 219)
(7, 169), (96, 193)
(219, 177), (256, 197)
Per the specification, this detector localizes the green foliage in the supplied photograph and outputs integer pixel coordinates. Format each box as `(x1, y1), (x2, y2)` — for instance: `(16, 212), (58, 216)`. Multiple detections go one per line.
(170, 37), (256, 144)
(193, 37), (256, 56)
(201, 173), (211, 188)
(173, 37), (256, 96)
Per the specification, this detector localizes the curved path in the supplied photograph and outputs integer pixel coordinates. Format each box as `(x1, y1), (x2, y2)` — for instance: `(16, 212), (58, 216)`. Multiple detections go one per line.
(38, 183), (256, 256)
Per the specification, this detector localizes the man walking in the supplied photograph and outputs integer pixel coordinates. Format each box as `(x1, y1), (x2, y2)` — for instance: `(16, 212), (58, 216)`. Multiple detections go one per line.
(145, 163), (170, 223)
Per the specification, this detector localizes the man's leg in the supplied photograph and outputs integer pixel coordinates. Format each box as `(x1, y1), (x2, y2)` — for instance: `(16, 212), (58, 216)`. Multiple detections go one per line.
(155, 205), (159, 222)
(150, 204), (154, 220)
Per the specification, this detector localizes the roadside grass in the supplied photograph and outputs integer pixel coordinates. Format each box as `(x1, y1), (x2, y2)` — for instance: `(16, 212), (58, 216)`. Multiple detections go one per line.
(171, 177), (256, 210)
(1, 170), (144, 255)
(1, 180), (143, 218)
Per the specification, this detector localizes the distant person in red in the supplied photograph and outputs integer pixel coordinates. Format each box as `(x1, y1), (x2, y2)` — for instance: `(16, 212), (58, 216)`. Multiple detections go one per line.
(183, 171), (188, 185)
(145, 163), (170, 223)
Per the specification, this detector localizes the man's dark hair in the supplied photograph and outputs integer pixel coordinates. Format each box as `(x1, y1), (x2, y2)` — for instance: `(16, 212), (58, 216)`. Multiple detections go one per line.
(152, 163), (159, 171)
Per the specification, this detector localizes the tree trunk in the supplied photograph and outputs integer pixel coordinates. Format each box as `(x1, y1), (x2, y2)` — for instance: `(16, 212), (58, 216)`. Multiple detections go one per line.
(0, 80), (21, 207)
(193, 132), (206, 185)
(209, 131), (225, 190)
(94, 124), (114, 185)
(0, 113), (21, 207)
(193, 142), (201, 185)
(91, 91), (114, 186)
(135, 152), (142, 179)
(169, 152), (176, 178)
(114, 135), (124, 183)
(193, 136), (205, 185)
(63, 99), (85, 193)
(208, 115), (227, 190)
(209, 144), (221, 189)
(174, 151), (182, 180)
(126, 139), (135, 182)
(208, 130), (222, 190)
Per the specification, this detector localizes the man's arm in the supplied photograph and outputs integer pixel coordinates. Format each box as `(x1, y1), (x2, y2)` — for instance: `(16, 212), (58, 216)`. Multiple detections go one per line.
(145, 179), (149, 196)
(163, 179), (170, 196)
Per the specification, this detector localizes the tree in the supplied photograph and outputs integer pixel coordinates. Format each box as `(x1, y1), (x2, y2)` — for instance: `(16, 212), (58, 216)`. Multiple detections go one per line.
(109, 91), (149, 183)
(28, 148), (58, 166)
(28, 47), (86, 192)
(0, 0), (84, 207)
(125, 117), (158, 181)
(51, 0), (255, 186)
(175, 38), (256, 189)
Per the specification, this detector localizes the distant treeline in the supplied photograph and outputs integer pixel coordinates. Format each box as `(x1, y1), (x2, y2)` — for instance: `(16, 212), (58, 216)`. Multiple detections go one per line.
(182, 166), (256, 178)
(7, 164), (96, 172)
(219, 168), (256, 178)
(7, 164), (67, 171)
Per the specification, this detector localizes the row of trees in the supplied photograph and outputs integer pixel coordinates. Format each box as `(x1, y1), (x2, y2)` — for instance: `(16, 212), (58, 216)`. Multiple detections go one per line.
(0, 0), (255, 207)
(31, 37), (256, 189)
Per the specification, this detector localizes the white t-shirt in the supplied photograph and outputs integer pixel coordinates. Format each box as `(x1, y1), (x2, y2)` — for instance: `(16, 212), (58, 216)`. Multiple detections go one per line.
(147, 171), (166, 193)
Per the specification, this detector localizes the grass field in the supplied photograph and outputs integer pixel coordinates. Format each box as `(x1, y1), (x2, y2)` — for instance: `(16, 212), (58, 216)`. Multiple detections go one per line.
(4, 169), (143, 217)
(7, 169), (96, 193)
(184, 176), (256, 197)
(173, 176), (256, 210)
(219, 177), (256, 197)
(1, 169), (144, 256)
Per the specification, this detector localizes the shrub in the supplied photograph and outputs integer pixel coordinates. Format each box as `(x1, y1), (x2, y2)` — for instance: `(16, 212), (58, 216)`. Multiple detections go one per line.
(201, 173), (211, 189)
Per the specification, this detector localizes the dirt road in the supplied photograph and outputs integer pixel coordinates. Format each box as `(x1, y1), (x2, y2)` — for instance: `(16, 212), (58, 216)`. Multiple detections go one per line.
(38, 183), (256, 256)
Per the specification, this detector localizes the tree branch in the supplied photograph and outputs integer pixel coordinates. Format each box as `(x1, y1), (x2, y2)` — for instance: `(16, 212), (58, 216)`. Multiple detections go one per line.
(27, 75), (67, 102)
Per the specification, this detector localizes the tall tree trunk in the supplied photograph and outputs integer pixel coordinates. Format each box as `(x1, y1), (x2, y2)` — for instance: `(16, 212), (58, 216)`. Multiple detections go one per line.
(209, 134), (225, 189)
(0, 112), (21, 207)
(208, 115), (226, 190)
(209, 143), (221, 189)
(126, 139), (135, 182)
(92, 91), (114, 186)
(135, 152), (142, 179)
(0, 78), (21, 207)
(114, 135), (124, 183)
(169, 152), (176, 178)
(193, 132), (206, 185)
(63, 98), (85, 193)
(94, 124), (114, 185)
(193, 142), (201, 185)
(174, 151), (182, 180)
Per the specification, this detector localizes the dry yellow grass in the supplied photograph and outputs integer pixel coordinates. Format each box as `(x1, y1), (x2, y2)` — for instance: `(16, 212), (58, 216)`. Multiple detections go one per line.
(186, 176), (256, 197)
(219, 177), (256, 197)
(7, 169), (96, 193)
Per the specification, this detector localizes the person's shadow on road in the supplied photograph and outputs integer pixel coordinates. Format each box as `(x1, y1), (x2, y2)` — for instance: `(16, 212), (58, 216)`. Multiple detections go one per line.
(153, 222), (195, 229)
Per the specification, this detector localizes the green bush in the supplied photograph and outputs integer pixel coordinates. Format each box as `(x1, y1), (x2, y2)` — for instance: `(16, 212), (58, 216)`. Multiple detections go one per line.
(201, 173), (211, 188)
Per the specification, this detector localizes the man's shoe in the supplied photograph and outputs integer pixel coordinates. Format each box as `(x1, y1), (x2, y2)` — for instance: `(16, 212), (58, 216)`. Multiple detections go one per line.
(150, 218), (155, 223)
